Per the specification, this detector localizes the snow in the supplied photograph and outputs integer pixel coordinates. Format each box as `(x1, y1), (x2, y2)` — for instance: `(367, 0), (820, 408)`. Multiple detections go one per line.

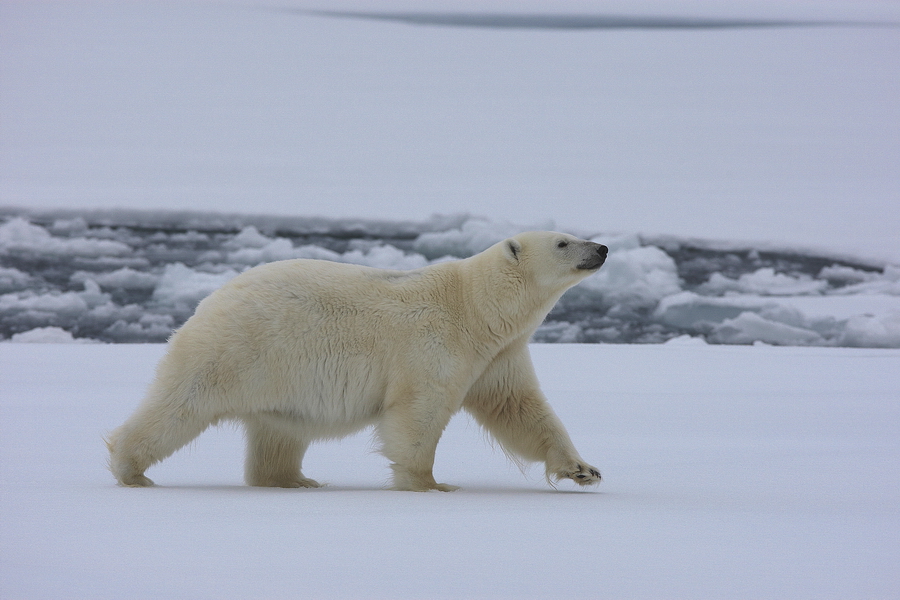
(700, 267), (829, 296)
(8, 326), (99, 344)
(0, 216), (130, 257)
(1, 343), (898, 599)
(70, 267), (160, 292)
(1, 2), (900, 596)
(151, 263), (240, 312)
(654, 291), (900, 348)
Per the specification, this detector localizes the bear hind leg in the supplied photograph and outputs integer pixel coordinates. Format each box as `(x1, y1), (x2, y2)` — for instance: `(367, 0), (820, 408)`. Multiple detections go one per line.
(243, 415), (320, 488)
(108, 395), (213, 487)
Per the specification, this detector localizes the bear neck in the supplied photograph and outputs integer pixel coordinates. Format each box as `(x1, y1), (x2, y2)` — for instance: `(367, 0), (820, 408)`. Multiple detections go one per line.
(456, 254), (570, 353)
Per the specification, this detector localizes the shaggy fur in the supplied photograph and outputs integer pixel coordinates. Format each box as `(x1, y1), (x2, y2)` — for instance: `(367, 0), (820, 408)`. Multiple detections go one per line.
(107, 231), (607, 491)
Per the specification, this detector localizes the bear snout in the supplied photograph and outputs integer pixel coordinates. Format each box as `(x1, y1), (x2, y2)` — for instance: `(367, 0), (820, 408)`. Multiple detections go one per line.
(577, 243), (608, 270)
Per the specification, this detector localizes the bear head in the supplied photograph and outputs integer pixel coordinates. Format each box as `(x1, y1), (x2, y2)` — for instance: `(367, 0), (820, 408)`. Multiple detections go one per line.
(502, 231), (608, 294)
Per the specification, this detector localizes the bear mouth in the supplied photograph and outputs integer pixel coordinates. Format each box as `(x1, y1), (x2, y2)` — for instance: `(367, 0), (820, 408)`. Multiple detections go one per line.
(577, 257), (606, 270)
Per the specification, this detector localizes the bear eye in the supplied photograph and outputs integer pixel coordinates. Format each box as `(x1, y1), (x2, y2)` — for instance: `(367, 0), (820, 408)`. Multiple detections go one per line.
(556, 241), (568, 249)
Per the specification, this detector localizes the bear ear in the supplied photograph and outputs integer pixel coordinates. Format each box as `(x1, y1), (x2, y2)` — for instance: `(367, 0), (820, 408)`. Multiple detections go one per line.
(505, 239), (522, 262)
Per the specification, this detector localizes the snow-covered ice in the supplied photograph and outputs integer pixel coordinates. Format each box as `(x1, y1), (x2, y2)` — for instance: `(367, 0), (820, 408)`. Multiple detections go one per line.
(1, 1), (900, 597)
(1, 343), (898, 599)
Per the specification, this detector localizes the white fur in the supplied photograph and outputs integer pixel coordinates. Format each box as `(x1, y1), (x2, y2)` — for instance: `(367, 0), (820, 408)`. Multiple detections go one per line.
(107, 232), (606, 491)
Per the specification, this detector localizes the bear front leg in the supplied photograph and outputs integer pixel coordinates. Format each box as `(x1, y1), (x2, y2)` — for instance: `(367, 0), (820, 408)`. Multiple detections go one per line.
(463, 345), (601, 487)
(377, 389), (460, 492)
(466, 391), (601, 487)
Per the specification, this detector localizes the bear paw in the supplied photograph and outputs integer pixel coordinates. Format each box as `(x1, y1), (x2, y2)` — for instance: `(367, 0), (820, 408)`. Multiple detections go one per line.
(392, 481), (460, 492)
(118, 473), (155, 487)
(431, 482), (461, 492)
(555, 463), (601, 486)
(248, 475), (322, 488)
(280, 477), (322, 489)
(389, 465), (459, 492)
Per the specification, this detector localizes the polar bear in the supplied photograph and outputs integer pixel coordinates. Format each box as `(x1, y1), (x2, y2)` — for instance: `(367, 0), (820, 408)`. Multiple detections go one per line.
(108, 231), (608, 491)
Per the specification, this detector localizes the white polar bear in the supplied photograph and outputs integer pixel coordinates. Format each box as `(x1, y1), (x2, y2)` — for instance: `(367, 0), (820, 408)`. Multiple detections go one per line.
(108, 232), (608, 491)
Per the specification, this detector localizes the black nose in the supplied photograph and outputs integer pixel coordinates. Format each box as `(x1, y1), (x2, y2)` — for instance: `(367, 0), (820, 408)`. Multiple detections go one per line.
(578, 242), (607, 270)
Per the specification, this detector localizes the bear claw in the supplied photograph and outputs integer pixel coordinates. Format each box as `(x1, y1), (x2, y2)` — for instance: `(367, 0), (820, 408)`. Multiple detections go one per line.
(562, 463), (601, 486)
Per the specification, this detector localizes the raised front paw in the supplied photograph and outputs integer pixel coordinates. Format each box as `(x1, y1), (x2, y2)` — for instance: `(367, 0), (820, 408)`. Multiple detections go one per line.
(556, 462), (602, 486)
